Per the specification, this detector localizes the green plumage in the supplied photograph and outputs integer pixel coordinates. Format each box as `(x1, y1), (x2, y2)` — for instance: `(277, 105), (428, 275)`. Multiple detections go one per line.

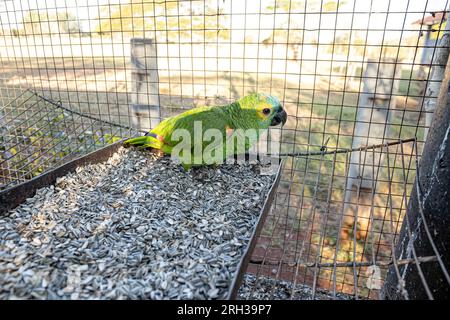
(124, 93), (287, 170)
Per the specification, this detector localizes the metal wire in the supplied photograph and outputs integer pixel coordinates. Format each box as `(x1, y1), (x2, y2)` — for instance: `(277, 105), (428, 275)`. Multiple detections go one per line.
(0, 89), (137, 189)
(1, 0), (449, 299)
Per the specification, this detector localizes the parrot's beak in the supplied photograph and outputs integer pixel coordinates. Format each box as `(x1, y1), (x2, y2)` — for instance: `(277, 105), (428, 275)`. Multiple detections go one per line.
(270, 107), (287, 126)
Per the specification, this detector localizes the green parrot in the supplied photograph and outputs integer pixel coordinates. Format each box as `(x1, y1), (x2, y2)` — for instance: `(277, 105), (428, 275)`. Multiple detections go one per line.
(123, 93), (287, 170)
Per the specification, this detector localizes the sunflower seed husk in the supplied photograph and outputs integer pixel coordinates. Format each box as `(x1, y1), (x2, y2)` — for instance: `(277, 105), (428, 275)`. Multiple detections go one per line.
(0, 147), (275, 300)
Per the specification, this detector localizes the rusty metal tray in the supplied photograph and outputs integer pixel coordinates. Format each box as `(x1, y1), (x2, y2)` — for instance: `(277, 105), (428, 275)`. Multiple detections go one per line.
(0, 141), (282, 299)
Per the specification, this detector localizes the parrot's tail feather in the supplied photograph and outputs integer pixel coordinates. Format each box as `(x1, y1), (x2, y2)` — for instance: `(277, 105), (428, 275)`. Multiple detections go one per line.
(123, 136), (149, 146)
(136, 144), (154, 151)
(123, 135), (162, 150)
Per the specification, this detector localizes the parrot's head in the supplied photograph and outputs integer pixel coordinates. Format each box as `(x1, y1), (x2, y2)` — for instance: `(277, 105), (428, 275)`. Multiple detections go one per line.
(238, 93), (287, 127)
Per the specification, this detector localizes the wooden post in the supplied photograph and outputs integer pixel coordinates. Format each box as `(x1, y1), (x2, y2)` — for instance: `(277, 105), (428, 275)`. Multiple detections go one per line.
(423, 14), (450, 140)
(343, 58), (398, 239)
(382, 53), (450, 300)
(420, 25), (432, 67)
(130, 38), (160, 131)
(0, 108), (9, 187)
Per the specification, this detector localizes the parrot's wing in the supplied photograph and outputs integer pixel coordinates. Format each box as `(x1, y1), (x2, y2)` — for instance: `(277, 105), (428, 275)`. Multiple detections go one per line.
(156, 107), (238, 165)
(152, 107), (229, 149)
(151, 106), (261, 165)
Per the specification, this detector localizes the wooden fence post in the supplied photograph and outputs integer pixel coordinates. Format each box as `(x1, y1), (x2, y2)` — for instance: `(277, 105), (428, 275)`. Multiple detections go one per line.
(423, 16), (450, 141)
(130, 38), (160, 132)
(0, 108), (9, 187)
(382, 53), (450, 300)
(343, 58), (398, 239)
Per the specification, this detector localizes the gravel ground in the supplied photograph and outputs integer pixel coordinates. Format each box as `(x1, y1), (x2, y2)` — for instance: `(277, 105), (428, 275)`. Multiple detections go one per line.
(0, 147), (276, 299)
(238, 274), (354, 300)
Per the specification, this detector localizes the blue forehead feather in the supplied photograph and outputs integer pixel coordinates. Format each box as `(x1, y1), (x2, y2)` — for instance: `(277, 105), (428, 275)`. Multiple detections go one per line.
(261, 94), (280, 108)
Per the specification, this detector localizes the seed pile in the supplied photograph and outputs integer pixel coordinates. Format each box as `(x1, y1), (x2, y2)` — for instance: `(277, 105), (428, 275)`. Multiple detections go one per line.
(0, 147), (276, 299)
(238, 274), (354, 300)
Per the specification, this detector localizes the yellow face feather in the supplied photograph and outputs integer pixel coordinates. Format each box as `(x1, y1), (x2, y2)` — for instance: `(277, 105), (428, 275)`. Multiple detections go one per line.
(255, 101), (275, 120)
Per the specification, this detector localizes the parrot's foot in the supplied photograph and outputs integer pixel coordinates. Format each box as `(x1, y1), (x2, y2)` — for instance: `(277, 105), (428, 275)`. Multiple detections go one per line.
(210, 163), (220, 170)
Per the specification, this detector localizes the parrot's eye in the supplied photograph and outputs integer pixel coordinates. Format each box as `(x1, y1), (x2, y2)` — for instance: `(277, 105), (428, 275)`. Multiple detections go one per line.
(262, 108), (271, 115)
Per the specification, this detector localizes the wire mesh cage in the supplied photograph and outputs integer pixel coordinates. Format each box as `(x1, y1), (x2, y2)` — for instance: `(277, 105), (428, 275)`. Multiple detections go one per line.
(1, 0), (449, 299)
(0, 89), (137, 187)
(243, 138), (423, 300)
